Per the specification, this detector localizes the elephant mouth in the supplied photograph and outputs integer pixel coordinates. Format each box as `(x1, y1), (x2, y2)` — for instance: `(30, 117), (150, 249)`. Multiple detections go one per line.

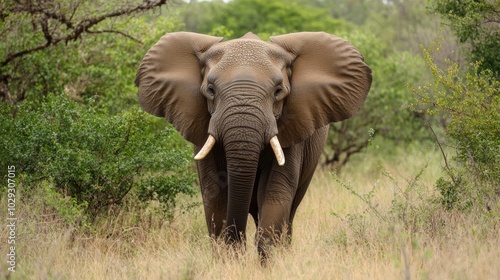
(194, 134), (285, 166)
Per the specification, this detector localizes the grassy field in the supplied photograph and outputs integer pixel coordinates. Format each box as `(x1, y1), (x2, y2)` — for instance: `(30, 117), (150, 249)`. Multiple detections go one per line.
(2, 142), (499, 279)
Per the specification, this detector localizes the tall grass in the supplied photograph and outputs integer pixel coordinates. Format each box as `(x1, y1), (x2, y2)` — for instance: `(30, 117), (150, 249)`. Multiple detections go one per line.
(1, 142), (499, 279)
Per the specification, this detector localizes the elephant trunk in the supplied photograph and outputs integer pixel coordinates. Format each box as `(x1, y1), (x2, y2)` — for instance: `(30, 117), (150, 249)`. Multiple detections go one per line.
(219, 112), (265, 245)
(199, 92), (282, 245)
(224, 146), (259, 244)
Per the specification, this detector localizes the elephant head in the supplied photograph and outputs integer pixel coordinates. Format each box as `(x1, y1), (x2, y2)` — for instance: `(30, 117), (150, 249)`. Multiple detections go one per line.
(135, 31), (371, 244)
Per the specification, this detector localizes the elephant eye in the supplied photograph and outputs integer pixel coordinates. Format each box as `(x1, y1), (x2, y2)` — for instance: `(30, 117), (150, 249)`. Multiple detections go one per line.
(207, 84), (216, 97)
(274, 85), (284, 100)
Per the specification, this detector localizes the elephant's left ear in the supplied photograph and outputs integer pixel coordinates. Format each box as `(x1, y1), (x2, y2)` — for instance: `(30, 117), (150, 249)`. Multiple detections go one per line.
(271, 32), (372, 147)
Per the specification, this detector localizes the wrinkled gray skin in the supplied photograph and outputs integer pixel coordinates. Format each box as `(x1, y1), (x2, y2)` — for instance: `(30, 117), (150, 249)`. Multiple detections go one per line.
(135, 31), (371, 259)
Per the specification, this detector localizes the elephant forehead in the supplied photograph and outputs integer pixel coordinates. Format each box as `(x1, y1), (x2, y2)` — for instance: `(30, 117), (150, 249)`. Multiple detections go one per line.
(214, 40), (279, 70)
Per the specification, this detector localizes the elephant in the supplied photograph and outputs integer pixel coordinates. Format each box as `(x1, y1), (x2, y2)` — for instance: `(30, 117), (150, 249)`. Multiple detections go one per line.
(135, 31), (371, 259)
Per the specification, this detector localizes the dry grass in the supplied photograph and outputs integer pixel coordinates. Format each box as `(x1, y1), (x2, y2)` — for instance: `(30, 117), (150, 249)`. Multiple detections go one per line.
(1, 143), (499, 279)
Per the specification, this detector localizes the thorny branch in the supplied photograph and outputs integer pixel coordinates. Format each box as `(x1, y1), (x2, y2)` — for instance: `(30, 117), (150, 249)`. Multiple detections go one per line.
(86, 29), (143, 43)
(427, 123), (458, 185)
(0, 0), (167, 104)
(323, 118), (372, 170)
(0, 0), (167, 67)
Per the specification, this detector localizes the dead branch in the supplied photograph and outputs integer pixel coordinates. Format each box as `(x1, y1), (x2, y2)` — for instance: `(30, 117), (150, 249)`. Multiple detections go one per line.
(1, 0), (167, 67)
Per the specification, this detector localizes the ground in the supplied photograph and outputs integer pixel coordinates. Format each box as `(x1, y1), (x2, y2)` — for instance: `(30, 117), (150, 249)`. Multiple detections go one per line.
(1, 141), (499, 279)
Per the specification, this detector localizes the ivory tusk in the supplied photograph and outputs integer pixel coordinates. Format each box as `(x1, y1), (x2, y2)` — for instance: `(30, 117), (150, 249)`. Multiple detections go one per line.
(270, 136), (285, 166)
(194, 135), (216, 160)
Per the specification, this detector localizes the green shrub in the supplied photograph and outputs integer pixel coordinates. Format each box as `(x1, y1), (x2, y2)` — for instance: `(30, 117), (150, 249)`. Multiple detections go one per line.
(429, 0), (500, 75)
(41, 179), (90, 227)
(331, 162), (442, 239)
(411, 43), (500, 209)
(0, 94), (196, 221)
(434, 176), (472, 211)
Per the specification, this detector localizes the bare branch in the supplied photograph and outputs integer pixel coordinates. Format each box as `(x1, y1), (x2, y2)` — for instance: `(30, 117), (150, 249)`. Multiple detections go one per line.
(1, 0), (167, 67)
(427, 123), (457, 185)
(339, 140), (369, 167)
(0, 76), (15, 105)
(86, 29), (142, 44)
(40, 15), (53, 44)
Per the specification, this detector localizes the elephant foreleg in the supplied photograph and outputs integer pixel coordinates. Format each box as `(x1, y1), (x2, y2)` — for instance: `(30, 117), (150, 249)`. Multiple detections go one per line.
(256, 145), (301, 258)
(203, 192), (227, 238)
(196, 146), (228, 239)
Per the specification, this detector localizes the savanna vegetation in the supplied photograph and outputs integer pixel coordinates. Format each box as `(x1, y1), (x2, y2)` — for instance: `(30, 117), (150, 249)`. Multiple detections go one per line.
(1, 0), (499, 279)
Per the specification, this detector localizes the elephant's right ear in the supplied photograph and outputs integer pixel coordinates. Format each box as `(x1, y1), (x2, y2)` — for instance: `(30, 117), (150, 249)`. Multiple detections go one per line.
(135, 32), (223, 146)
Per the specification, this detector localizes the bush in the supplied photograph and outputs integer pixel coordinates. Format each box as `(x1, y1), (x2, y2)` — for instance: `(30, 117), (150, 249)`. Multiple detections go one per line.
(331, 162), (443, 240)
(0, 94), (196, 222)
(411, 43), (500, 209)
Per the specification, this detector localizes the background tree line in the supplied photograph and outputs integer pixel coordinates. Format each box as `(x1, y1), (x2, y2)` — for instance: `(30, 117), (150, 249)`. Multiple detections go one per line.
(0, 0), (498, 225)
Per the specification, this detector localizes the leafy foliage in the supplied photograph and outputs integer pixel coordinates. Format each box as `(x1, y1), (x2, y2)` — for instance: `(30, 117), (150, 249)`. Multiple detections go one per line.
(180, 0), (351, 38)
(1, 0), (487, 226)
(0, 94), (196, 221)
(0, 0), (177, 111)
(411, 43), (500, 209)
(407, 0), (500, 210)
(429, 0), (500, 75)
(64, 16), (185, 112)
(41, 180), (90, 227)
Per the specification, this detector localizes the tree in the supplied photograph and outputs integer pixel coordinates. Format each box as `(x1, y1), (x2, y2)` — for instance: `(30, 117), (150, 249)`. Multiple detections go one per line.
(409, 0), (500, 209)
(411, 44), (500, 209)
(0, 0), (168, 104)
(179, 0), (351, 38)
(429, 0), (500, 75)
(302, 0), (387, 26)
(0, 0), (196, 224)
